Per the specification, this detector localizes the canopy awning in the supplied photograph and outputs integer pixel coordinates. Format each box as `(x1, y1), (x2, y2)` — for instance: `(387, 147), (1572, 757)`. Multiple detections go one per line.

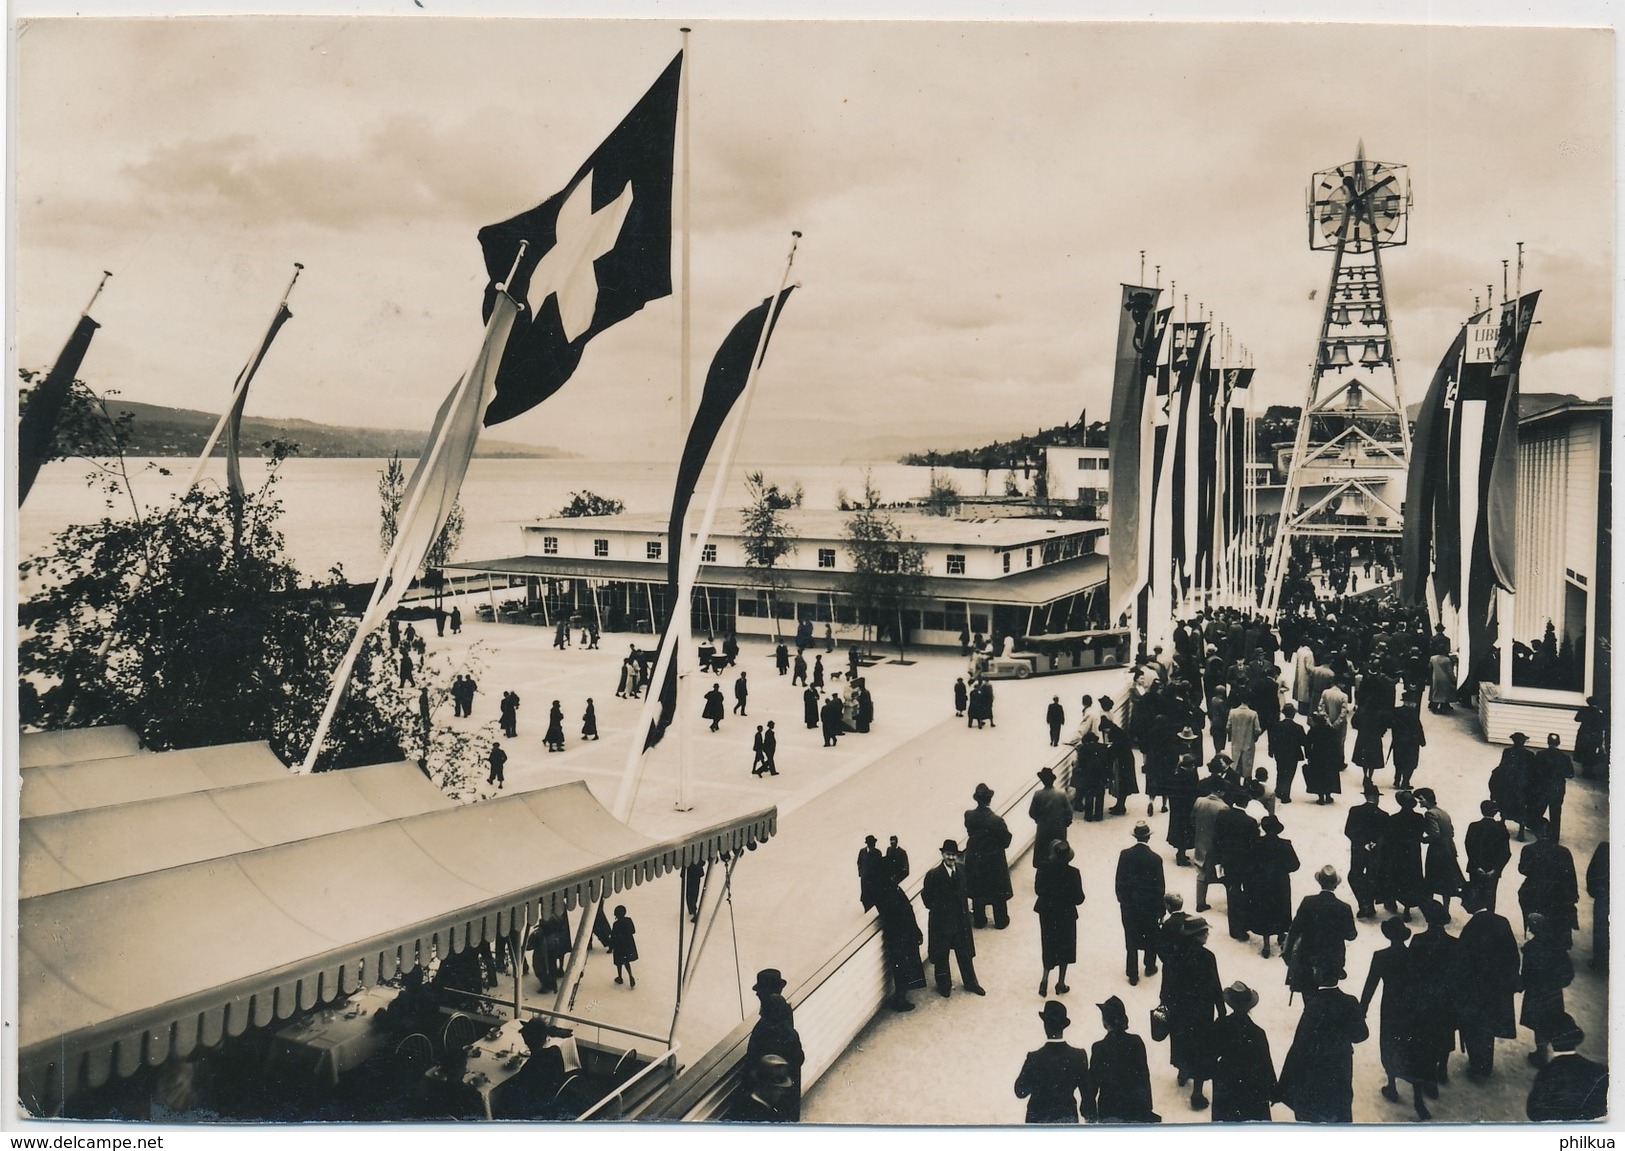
(20, 741), (289, 819)
(18, 780), (775, 1102)
(20, 760), (451, 899)
(19, 725), (142, 769)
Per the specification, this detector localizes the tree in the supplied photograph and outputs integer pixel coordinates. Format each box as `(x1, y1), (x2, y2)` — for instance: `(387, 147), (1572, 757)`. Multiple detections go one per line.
(739, 471), (801, 640)
(18, 371), (147, 519)
(923, 468), (961, 516)
(556, 490), (626, 517)
(842, 474), (929, 660)
(378, 450), (465, 608)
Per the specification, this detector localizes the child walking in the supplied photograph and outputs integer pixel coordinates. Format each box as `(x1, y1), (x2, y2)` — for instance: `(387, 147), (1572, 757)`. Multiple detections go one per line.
(610, 905), (638, 988)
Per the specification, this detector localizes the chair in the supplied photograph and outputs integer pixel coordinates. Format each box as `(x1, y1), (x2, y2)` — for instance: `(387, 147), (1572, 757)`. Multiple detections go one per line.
(548, 1070), (585, 1118)
(610, 1048), (640, 1086)
(442, 1012), (479, 1055)
(395, 1033), (435, 1070)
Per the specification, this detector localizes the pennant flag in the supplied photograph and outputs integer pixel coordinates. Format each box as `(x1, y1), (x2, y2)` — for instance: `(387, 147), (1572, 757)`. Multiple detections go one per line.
(225, 303), (293, 500)
(1225, 368), (1253, 564)
(644, 288), (797, 751)
(363, 295), (521, 636)
(1486, 291), (1539, 589)
(17, 314), (99, 505)
(1399, 321), (1469, 606)
(1168, 323), (1208, 599)
(477, 53), (681, 427)
(1107, 285), (1162, 620)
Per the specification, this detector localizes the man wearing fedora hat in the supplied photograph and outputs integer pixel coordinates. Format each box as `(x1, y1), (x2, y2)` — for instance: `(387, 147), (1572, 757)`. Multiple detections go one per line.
(1518, 816), (1580, 948)
(1013, 1001), (1095, 1123)
(1526, 1017), (1609, 1121)
(1453, 885), (1521, 1080)
(1343, 783), (1390, 919)
(745, 968), (804, 1120)
(856, 835), (885, 912)
(1028, 767), (1073, 872)
(1159, 915), (1224, 1110)
(1276, 965), (1368, 1123)
(1490, 732), (1535, 841)
(922, 839), (985, 997)
(1115, 821), (1165, 986)
(1089, 996), (1157, 1123)
(1283, 866), (1357, 996)
(732, 1054), (795, 1123)
(1210, 981), (1276, 1122)
(964, 784), (1013, 930)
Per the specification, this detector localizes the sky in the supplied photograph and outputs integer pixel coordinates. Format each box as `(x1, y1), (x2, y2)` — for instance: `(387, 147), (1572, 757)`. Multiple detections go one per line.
(11, 7), (1616, 464)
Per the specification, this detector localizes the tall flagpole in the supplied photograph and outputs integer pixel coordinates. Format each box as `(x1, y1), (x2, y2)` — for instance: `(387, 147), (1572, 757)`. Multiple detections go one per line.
(186, 263), (304, 490)
(299, 245), (524, 773)
(553, 233), (802, 1019)
(675, 27), (696, 811)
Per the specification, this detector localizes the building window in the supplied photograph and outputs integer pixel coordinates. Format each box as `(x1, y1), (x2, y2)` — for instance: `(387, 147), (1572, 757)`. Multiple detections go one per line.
(880, 550), (900, 573)
(647, 540), (662, 560)
(946, 553), (966, 575)
(701, 543), (717, 563)
(1025, 548), (1034, 569)
(594, 538), (609, 557)
(818, 548), (836, 569)
(542, 535), (559, 555)
(1003, 552), (1011, 574)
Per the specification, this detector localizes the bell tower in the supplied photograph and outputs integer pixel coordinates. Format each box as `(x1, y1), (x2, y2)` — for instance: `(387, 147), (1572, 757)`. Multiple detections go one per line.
(1262, 145), (1413, 614)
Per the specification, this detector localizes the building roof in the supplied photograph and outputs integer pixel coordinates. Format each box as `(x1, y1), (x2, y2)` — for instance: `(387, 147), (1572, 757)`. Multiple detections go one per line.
(18, 777), (775, 1103)
(19, 725), (142, 769)
(20, 741), (290, 820)
(522, 508), (1107, 549)
(1518, 396), (1612, 430)
(450, 552), (1107, 607)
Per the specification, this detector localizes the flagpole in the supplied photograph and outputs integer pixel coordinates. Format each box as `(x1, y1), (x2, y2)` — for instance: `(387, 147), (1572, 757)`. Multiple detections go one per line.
(185, 263), (304, 491)
(299, 246), (524, 774)
(675, 26), (695, 811)
(612, 232), (802, 821)
(549, 235), (801, 1020)
(82, 270), (113, 316)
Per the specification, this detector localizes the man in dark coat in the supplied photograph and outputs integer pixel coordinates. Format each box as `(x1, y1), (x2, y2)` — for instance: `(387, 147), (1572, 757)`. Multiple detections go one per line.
(856, 835), (885, 911)
(1283, 865), (1358, 995)
(1587, 841), (1609, 973)
(1046, 695), (1066, 747)
(873, 876), (924, 1012)
(885, 835), (910, 884)
(1529, 733), (1575, 843)
(745, 969), (805, 1121)
(921, 839), (984, 997)
(702, 682), (726, 732)
(1527, 1021), (1609, 1122)
(1089, 996), (1157, 1123)
(1210, 982), (1276, 1122)
(1074, 732), (1112, 821)
(1275, 972), (1368, 1123)
(1518, 816), (1580, 947)
(1115, 821), (1165, 986)
(1453, 886), (1522, 1080)
(775, 641), (790, 675)
(733, 671), (749, 716)
(953, 677), (969, 718)
(1014, 1001), (1095, 1123)
(1267, 704), (1306, 804)
(1028, 768), (1073, 870)
(963, 783), (1013, 929)
(760, 722), (778, 776)
(1343, 783), (1389, 918)
(1465, 799), (1513, 913)
(1212, 791), (1261, 941)
(820, 693), (843, 746)
(802, 685), (819, 730)
(1490, 732), (1535, 840)
(732, 1055), (794, 1123)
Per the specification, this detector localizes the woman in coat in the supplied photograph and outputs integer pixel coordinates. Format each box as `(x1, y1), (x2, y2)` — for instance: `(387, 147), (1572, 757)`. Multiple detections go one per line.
(803, 685), (819, 730)
(1159, 916), (1225, 1110)
(1350, 703), (1388, 786)
(1102, 713), (1139, 814)
(1164, 757), (1201, 868)
(1276, 973), (1369, 1123)
(1380, 791), (1428, 916)
(1210, 982), (1276, 1122)
(1033, 840), (1085, 996)
(1246, 816), (1300, 957)
(544, 700), (566, 752)
(1359, 917), (1432, 1120)
(580, 698), (598, 741)
(1415, 788), (1465, 915)
(1301, 713), (1342, 804)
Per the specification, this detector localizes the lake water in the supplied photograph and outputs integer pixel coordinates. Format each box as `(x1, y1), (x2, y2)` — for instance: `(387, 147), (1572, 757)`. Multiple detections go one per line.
(18, 457), (1006, 582)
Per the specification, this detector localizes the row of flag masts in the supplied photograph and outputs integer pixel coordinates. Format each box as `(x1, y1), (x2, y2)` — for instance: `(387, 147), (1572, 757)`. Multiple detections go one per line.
(1105, 274), (1260, 652)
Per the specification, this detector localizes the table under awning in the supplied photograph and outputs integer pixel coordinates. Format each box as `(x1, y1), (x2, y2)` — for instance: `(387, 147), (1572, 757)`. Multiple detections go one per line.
(17, 780), (775, 1106)
(20, 740), (290, 819)
(19, 760), (451, 899)
(19, 725), (143, 769)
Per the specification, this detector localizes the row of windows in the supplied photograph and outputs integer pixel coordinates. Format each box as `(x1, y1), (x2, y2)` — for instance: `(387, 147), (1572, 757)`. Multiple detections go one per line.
(1075, 457), (1106, 470)
(543, 536), (712, 562)
(539, 536), (1089, 578)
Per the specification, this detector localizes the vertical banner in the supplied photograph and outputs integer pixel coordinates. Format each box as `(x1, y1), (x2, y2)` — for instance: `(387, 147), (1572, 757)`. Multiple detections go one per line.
(1107, 285), (1162, 620)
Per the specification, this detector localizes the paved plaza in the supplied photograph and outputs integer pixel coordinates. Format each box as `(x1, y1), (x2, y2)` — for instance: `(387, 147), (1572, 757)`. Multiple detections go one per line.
(413, 598), (1607, 1127)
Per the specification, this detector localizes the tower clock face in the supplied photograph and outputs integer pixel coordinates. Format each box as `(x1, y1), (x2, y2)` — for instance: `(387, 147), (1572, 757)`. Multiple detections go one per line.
(1312, 160), (1407, 247)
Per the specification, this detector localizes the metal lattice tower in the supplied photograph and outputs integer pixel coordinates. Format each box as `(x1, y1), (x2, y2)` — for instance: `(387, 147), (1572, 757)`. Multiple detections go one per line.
(1262, 146), (1413, 615)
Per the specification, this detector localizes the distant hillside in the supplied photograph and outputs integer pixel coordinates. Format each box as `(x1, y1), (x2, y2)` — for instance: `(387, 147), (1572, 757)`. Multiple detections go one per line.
(90, 400), (571, 459)
(899, 419), (1110, 468)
